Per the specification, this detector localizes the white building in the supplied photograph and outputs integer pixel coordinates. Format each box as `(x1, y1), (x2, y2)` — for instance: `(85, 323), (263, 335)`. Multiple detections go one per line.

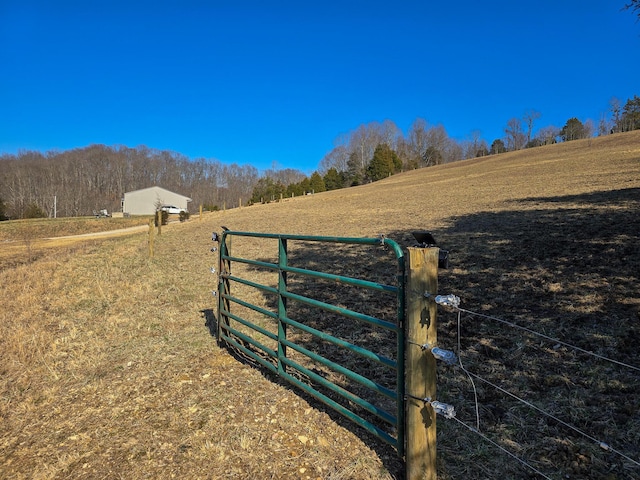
(122, 186), (192, 216)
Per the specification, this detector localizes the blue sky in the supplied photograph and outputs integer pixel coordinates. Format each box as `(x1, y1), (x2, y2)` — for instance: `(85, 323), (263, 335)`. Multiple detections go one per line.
(1, 1), (639, 174)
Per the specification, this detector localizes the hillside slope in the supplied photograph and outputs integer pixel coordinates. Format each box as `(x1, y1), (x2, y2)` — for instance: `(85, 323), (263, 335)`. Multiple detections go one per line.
(215, 131), (640, 238)
(1, 131), (639, 480)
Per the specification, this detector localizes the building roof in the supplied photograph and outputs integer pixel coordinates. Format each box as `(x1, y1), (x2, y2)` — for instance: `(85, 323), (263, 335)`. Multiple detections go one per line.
(124, 186), (192, 201)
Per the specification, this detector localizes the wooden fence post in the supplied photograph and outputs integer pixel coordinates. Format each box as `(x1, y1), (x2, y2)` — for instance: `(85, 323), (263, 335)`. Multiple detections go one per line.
(156, 210), (162, 236)
(199, 204), (203, 221)
(405, 247), (439, 480)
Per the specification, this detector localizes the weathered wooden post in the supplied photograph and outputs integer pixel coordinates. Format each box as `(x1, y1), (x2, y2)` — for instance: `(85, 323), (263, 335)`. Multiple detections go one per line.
(156, 210), (162, 236)
(405, 246), (439, 480)
(199, 204), (203, 221)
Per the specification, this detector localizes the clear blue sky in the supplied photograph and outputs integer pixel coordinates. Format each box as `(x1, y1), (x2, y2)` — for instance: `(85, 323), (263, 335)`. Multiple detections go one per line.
(1, 1), (639, 174)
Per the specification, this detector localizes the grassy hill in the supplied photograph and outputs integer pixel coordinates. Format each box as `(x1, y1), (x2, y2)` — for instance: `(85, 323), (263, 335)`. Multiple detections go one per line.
(1, 131), (639, 479)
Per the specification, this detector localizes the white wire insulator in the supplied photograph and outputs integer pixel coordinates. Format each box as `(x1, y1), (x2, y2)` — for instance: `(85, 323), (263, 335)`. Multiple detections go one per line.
(431, 347), (458, 365)
(431, 400), (456, 419)
(434, 294), (461, 308)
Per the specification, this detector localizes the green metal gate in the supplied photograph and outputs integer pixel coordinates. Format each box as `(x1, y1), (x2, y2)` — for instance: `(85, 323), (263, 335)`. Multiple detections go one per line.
(216, 230), (406, 457)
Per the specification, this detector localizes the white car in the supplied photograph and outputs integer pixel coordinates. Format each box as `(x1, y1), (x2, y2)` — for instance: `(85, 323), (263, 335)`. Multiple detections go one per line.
(160, 205), (185, 214)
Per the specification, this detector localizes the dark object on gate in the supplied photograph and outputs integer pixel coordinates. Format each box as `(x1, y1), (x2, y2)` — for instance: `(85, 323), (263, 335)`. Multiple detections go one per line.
(411, 231), (449, 269)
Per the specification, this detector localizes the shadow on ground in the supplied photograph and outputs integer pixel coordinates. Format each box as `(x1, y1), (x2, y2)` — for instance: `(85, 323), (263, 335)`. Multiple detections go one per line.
(204, 187), (639, 479)
(414, 187), (640, 479)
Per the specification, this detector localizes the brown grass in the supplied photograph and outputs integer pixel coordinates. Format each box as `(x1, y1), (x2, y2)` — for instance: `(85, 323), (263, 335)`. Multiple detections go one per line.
(1, 131), (639, 479)
(0, 216), (151, 269)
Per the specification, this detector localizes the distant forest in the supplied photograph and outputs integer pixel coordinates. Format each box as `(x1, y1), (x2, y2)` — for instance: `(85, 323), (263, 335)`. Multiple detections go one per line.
(0, 145), (258, 219)
(1, 95), (638, 220)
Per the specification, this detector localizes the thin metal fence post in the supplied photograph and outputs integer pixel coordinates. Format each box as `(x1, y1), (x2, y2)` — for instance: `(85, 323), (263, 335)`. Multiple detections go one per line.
(405, 247), (439, 480)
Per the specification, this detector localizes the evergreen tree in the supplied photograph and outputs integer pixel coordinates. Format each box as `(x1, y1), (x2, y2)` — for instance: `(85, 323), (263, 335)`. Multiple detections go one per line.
(490, 139), (506, 154)
(617, 95), (640, 132)
(286, 180), (305, 197)
(367, 144), (397, 181)
(323, 168), (344, 191)
(346, 152), (364, 186)
(299, 177), (311, 194)
(309, 172), (326, 193)
(560, 118), (587, 141)
(392, 150), (403, 172)
(24, 203), (47, 218)
(249, 177), (285, 203)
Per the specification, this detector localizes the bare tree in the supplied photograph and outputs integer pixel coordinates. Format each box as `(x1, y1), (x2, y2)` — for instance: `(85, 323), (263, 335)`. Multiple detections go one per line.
(523, 110), (541, 145)
(504, 118), (526, 151)
(610, 97), (622, 133)
(597, 113), (611, 136)
(319, 145), (350, 174)
(379, 119), (401, 150)
(407, 118), (430, 166)
(0, 145), (262, 217)
(584, 119), (595, 139)
(262, 167), (307, 186)
(425, 124), (452, 164)
(624, 0), (640, 18)
(463, 130), (489, 158)
(348, 123), (382, 172)
(535, 126), (560, 145)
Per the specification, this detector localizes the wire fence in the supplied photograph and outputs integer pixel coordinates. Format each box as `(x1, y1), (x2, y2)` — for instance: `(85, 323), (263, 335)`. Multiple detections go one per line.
(429, 293), (640, 479)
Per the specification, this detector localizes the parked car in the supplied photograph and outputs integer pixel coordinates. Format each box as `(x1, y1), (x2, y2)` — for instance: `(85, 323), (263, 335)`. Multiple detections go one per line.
(93, 209), (111, 218)
(160, 205), (185, 214)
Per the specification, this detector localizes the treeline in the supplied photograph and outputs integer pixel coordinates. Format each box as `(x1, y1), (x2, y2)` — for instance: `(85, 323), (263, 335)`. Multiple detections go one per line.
(318, 96), (640, 179)
(1, 96), (639, 219)
(0, 145), (258, 219)
(252, 95), (640, 202)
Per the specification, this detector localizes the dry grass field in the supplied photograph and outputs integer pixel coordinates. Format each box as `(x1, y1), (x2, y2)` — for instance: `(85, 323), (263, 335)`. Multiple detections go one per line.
(1, 131), (639, 479)
(0, 216), (151, 269)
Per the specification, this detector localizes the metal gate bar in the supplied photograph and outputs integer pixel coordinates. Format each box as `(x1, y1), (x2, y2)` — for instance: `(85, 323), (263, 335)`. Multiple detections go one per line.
(217, 230), (406, 456)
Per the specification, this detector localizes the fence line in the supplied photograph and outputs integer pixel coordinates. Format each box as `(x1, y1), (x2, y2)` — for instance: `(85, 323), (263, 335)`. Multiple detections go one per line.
(457, 310), (480, 430)
(458, 366), (640, 468)
(450, 415), (554, 480)
(431, 293), (640, 476)
(445, 300), (640, 373)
